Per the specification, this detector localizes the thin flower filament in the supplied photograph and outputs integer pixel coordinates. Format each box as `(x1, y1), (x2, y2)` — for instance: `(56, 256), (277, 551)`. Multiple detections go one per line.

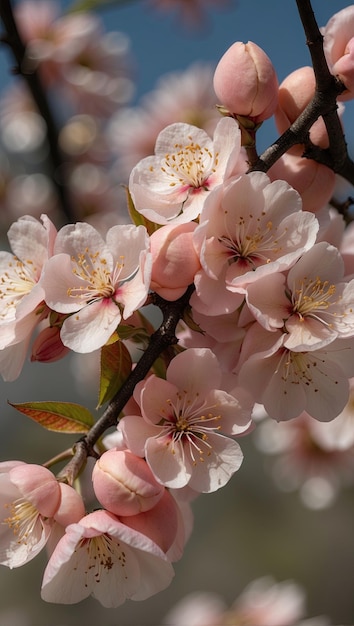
(160, 139), (217, 191)
(67, 248), (125, 303)
(159, 391), (222, 464)
(219, 212), (285, 269)
(0, 257), (37, 319)
(78, 534), (127, 586)
(3, 497), (41, 545)
(291, 276), (338, 325)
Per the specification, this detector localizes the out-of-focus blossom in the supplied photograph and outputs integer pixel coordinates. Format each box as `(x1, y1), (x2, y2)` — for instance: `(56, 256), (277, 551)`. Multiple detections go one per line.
(129, 117), (242, 225)
(108, 63), (221, 181)
(161, 576), (329, 626)
(254, 408), (354, 509)
(213, 41), (278, 122)
(15, 0), (134, 117)
(41, 509), (174, 606)
(41, 222), (151, 352)
(147, 0), (230, 28)
(119, 348), (253, 492)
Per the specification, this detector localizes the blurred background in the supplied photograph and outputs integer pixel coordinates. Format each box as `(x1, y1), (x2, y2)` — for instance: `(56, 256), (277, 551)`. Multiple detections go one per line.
(1, 0), (354, 624)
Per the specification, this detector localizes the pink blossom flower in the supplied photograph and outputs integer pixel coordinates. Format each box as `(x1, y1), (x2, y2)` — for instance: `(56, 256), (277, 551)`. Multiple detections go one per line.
(238, 323), (354, 422)
(41, 509), (174, 606)
(255, 412), (354, 509)
(108, 63), (221, 181)
(213, 41), (279, 122)
(128, 117), (242, 225)
(246, 242), (354, 351)
(193, 171), (319, 302)
(119, 348), (253, 492)
(0, 214), (57, 380)
(41, 222), (151, 352)
(0, 462), (61, 568)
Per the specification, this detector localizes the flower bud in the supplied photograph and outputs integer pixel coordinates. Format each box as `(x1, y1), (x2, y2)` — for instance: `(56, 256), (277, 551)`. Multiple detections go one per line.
(268, 152), (335, 213)
(213, 41), (278, 122)
(150, 222), (200, 301)
(31, 325), (70, 363)
(8, 463), (61, 518)
(54, 483), (86, 527)
(121, 489), (180, 555)
(92, 449), (164, 516)
(275, 66), (329, 148)
(323, 6), (354, 101)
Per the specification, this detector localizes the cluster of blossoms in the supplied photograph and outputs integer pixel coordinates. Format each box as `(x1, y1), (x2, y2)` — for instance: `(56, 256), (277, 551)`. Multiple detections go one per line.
(1, 0), (354, 617)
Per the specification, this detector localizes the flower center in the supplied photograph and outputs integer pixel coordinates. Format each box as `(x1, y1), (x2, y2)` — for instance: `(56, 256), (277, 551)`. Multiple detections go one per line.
(67, 248), (124, 302)
(79, 533), (128, 584)
(291, 276), (337, 321)
(160, 391), (222, 464)
(4, 497), (40, 545)
(161, 139), (217, 190)
(218, 212), (284, 269)
(0, 256), (37, 320)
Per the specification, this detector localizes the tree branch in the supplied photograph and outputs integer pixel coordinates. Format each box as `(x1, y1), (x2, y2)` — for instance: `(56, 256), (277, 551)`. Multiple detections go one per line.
(56, 285), (195, 485)
(0, 0), (75, 223)
(250, 0), (354, 184)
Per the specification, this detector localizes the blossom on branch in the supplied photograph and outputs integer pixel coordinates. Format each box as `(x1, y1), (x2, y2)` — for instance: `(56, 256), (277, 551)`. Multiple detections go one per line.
(128, 117), (242, 225)
(119, 348), (253, 492)
(41, 509), (174, 607)
(0, 214), (57, 380)
(41, 222), (151, 352)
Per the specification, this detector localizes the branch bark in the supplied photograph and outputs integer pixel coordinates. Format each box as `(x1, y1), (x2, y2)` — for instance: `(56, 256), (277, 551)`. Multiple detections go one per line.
(0, 0), (75, 223)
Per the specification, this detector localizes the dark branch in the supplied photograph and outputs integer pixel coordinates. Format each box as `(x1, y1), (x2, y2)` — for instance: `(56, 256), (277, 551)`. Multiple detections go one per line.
(0, 0), (75, 223)
(56, 285), (195, 485)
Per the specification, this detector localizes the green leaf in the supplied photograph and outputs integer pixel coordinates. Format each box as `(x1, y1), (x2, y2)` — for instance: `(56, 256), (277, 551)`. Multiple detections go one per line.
(8, 401), (95, 433)
(98, 339), (132, 408)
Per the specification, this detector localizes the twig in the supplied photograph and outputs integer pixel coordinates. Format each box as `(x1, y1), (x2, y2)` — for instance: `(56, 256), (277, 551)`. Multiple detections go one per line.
(0, 0), (75, 223)
(56, 285), (195, 485)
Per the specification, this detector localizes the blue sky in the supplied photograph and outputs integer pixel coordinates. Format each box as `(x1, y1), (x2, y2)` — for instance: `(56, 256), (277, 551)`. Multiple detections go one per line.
(1, 0), (353, 153)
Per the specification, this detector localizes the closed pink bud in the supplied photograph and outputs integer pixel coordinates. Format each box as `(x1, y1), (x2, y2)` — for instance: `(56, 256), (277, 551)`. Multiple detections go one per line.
(31, 325), (70, 363)
(53, 483), (86, 527)
(8, 463), (61, 518)
(121, 489), (180, 555)
(275, 67), (329, 147)
(269, 152), (335, 213)
(213, 41), (278, 122)
(150, 222), (200, 301)
(92, 449), (164, 516)
(323, 6), (354, 101)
